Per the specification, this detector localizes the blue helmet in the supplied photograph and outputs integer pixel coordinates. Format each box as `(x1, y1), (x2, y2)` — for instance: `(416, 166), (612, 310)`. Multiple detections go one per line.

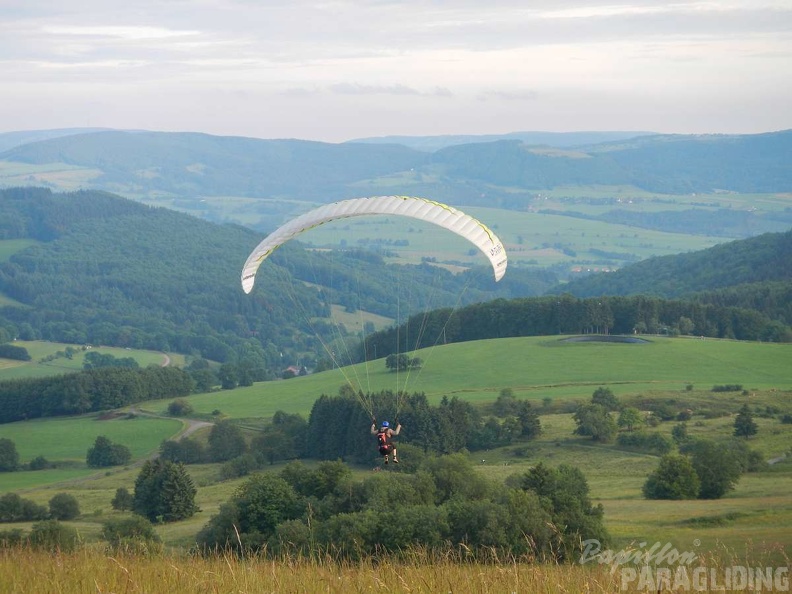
(382, 421), (390, 428)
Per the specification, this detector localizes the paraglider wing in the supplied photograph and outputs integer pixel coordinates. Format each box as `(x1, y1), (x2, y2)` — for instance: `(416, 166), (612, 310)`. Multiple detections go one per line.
(241, 195), (507, 294)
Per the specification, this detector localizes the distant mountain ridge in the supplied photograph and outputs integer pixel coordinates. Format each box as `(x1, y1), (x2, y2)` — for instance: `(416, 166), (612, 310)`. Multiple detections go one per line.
(1, 129), (789, 207)
(347, 131), (657, 152)
(0, 128), (113, 153)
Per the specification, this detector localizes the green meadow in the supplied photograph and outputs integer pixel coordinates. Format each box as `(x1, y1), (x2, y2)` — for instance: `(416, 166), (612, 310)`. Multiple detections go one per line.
(138, 335), (792, 420)
(0, 340), (185, 380)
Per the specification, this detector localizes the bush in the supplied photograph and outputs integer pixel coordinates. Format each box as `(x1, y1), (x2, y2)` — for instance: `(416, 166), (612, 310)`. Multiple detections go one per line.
(159, 438), (206, 464)
(220, 453), (260, 480)
(29, 520), (80, 552)
(111, 487), (134, 511)
(0, 493), (47, 522)
(0, 529), (25, 548)
(101, 515), (161, 554)
(616, 432), (673, 455)
(0, 344), (31, 361)
(167, 398), (194, 416)
(28, 455), (52, 471)
(712, 384), (743, 393)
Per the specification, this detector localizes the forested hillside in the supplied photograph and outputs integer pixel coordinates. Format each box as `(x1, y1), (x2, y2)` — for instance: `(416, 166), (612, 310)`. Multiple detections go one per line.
(0, 188), (544, 375)
(555, 229), (792, 305)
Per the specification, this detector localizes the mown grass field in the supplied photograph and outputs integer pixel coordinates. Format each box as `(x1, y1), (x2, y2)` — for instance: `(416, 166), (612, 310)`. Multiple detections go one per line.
(135, 335), (792, 420)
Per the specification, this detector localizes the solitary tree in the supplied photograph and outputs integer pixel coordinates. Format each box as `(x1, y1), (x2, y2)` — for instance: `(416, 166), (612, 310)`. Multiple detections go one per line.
(494, 388), (517, 417)
(734, 404), (758, 437)
(591, 387), (620, 411)
(48, 493), (80, 520)
(671, 423), (689, 444)
(86, 436), (131, 468)
(111, 487), (134, 511)
(0, 438), (19, 472)
(133, 459), (199, 523)
(573, 403), (617, 442)
(617, 407), (643, 432)
(643, 454), (700, 500)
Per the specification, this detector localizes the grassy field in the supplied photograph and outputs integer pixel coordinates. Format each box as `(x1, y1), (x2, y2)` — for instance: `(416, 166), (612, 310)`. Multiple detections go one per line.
(0, 340), (186, 381)
(134, 335), (792, 420)
(275, 206), (730, 268)
(1, 334), (790, 578)
(0, 414), (184, 494)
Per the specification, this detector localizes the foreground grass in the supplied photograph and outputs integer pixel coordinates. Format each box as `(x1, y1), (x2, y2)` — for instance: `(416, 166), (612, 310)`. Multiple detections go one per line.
(0, 548), (607, 594)
(1, 546), (788, 594)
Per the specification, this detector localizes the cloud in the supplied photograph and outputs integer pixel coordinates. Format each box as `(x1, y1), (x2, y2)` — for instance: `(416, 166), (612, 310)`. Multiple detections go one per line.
(0, 0), (790, 140)
(329, 83), (422, 96)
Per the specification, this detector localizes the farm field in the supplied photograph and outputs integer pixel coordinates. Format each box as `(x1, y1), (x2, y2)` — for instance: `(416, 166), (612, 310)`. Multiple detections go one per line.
(274, 206), (731, 268)
(0, 340), (185, 381)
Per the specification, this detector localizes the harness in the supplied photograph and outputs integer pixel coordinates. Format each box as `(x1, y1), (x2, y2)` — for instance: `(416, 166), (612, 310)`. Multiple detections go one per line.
(377, 429), (390, 454)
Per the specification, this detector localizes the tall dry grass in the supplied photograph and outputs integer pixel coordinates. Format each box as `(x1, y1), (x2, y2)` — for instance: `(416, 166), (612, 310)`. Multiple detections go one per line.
(1, 543), (788, 593)
(0, 546), (622, 594)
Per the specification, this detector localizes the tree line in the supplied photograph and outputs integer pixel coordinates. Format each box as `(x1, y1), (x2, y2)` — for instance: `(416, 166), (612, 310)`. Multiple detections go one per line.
(0, 366), (192, 424)
(362, 293), (791, 364)
(158, 389), (541, 475)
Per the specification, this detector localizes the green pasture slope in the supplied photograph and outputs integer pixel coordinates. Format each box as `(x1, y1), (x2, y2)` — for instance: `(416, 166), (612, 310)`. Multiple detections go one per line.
(143, 335), (792, 419)
(0, 340), (185, 380)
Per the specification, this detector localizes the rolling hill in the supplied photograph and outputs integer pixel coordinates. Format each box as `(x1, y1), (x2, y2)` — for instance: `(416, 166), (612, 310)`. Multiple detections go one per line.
(555, 229), (792, 299)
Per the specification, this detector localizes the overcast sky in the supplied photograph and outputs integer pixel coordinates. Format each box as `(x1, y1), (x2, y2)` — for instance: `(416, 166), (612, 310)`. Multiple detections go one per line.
(2, 0), (790, 142)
